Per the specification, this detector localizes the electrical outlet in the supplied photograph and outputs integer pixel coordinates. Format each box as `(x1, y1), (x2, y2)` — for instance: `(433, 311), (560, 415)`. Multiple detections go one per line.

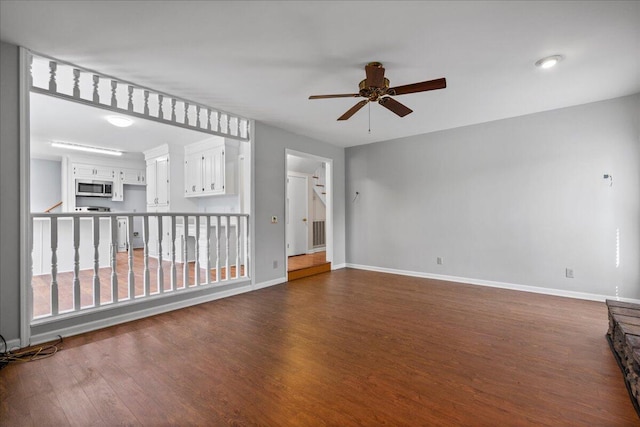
(273, 260), (278, 269)
(133, 232), (139, 237)
(437, 257), (443, 265)
(566, 268), (574, 278)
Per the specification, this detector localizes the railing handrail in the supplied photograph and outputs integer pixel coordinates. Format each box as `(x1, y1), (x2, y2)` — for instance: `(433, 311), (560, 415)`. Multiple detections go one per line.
(31, 212), (250, 219)
(30, 212), (250, 322)
(28, 49), (251, 127)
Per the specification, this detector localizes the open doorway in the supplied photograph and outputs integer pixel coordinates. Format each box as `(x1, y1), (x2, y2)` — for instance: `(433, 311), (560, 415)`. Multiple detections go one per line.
(285, 150), (332, 280)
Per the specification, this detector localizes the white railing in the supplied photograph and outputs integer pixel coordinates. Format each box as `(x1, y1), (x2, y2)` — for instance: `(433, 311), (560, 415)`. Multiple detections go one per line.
(28, 51), (250, 141)
(31, 212), (250, 321)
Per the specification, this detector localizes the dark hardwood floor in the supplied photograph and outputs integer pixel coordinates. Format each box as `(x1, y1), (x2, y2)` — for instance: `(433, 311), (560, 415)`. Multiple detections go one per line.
(2, 269), (637, 426)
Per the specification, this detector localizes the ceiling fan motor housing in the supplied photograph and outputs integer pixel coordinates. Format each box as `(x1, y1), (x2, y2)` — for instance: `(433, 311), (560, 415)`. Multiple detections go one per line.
(359, 78), (390, 101)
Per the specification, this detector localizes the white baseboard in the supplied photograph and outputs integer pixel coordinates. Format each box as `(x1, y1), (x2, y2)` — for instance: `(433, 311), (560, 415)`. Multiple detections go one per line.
(252, 277), (287, 290)
(345, 263), (640, 304)
(332, 263), (346, 270)
(306, 247), (326, 254)
(2, 337), (21, 352)
(28, 284), (254, 346)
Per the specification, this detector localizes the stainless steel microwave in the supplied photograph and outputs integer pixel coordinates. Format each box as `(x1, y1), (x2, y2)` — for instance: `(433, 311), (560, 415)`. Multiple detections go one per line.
(75, 179), (113, 198)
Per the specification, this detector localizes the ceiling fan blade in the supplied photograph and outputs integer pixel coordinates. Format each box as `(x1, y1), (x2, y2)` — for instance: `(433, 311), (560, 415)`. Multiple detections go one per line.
(309, 93), (360, 99)
(338, 100), (369, 121)
(378, 97), (413, 117)
(365, 62), (386, 88)
(388, 77), (446, 96)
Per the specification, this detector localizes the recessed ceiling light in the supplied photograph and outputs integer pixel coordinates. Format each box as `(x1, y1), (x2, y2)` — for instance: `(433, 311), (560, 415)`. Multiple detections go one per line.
(106, 115), (134, 127)
(535, 55), (563, 69)
(51, 141), (123, 156)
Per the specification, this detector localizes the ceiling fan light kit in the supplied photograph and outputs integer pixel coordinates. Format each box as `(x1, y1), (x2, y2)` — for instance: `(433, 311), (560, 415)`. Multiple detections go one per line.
(309, 62), (447, 121)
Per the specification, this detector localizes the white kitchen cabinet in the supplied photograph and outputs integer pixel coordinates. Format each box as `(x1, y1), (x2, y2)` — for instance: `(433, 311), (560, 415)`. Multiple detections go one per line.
(72, 162), (115, 180)
(112, 167), (146, 201)
(121, 168), (146, 185)
(184, 139), (237, 197)
(146, 155), (169, 208)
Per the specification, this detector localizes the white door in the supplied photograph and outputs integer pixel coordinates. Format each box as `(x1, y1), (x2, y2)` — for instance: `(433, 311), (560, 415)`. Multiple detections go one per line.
(287, 175), (308, 256)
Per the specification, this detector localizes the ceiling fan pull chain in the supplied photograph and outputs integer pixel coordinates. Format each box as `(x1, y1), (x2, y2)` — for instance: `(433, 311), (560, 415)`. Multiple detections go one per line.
(368, 102), (371, 134)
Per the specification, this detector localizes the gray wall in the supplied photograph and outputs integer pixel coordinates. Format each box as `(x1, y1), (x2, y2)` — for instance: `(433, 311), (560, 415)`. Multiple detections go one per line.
(0, 41), (20, 342)
(30, 158), (61, 212)
(254, 122), (345, 284)
(346, 94), (640, 299)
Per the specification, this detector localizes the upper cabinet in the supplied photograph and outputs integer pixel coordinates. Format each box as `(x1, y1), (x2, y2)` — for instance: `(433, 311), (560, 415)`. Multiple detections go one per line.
(72, 163), (115, 180)
(113, 167), (146, 201)
(120, 168), (146, 185)
(184, 138), (238, 198)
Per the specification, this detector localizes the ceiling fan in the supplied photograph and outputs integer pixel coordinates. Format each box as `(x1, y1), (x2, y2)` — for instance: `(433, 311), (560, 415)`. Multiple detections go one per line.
(309, 62), (447, 121)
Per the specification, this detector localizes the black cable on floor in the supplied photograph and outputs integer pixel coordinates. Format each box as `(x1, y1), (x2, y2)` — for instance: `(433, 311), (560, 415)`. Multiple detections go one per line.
(0, 334), (63, 370)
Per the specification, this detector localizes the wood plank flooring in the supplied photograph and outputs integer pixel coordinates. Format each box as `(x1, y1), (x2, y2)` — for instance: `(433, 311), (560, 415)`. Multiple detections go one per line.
(31, 249), (244, 318)
(2, 269), (637, 426)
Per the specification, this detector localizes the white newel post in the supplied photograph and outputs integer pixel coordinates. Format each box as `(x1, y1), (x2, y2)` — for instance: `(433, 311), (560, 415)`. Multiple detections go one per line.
(92, 217), (101, 307)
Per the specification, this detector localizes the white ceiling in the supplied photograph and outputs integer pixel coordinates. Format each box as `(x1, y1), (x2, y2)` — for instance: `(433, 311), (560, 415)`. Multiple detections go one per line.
(2, 1), (639, 148)
(29, 93), (213, 160)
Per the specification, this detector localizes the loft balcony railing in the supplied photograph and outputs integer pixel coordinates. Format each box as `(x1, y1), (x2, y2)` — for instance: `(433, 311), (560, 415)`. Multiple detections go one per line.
(28, 51), (250, 141)
(30, 212), (250, 322)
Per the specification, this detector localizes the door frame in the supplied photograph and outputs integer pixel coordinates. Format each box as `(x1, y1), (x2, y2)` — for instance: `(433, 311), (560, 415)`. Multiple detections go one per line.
(284, 149), (333, 273)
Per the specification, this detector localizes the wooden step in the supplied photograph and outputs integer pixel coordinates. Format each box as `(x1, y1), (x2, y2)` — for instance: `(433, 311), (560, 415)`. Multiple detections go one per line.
(288, 262), (331, 281)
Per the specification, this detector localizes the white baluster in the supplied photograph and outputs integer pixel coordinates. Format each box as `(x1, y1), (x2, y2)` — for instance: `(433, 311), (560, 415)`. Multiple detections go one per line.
(236, 117), (241, 137)
(92, 75), (100, 103)
(143, 216), (150, 296)
(158, 94), (164, 119)
(194, 215), (200, 286)
(245, 215), (250, 278)
(127, 214), (135, 299)
(214, 111), (220, 132)
(72, 216), (81, 310)
(93, 216), (101, 307)
(196, 106), (201, 128)
(170, 215), (176, 291)
(205, 216), (211, 284)
(48, 61), (57, 92)
(144, 90), (150, 115)
(128, 85), (134, 111)
(50, 218), (59, 315)
(184, 102), (190, 126)
(111, 216), (118, 303)
(226, 115), (231, 136)
(207, 109), (212, 131)
(215, 215), (221, 282)
(157, 215), (164, 293)
(110, 80), (118, 108)
(235, 216), (240, 279)
(73, 69), (81, 98)
(171, 99), (177, 122)
(183, 215), (189, 287)
(224, 215), (231, 280)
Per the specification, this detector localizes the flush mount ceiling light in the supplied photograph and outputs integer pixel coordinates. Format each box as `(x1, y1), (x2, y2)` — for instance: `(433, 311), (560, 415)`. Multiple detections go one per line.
(51, 141), (123, 156)
(535, 55), (563, 69)
(106, 115), (134, 127)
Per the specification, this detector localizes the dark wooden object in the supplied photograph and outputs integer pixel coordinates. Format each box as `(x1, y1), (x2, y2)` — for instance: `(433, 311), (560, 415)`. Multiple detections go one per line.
(607, 299), (640, 415)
